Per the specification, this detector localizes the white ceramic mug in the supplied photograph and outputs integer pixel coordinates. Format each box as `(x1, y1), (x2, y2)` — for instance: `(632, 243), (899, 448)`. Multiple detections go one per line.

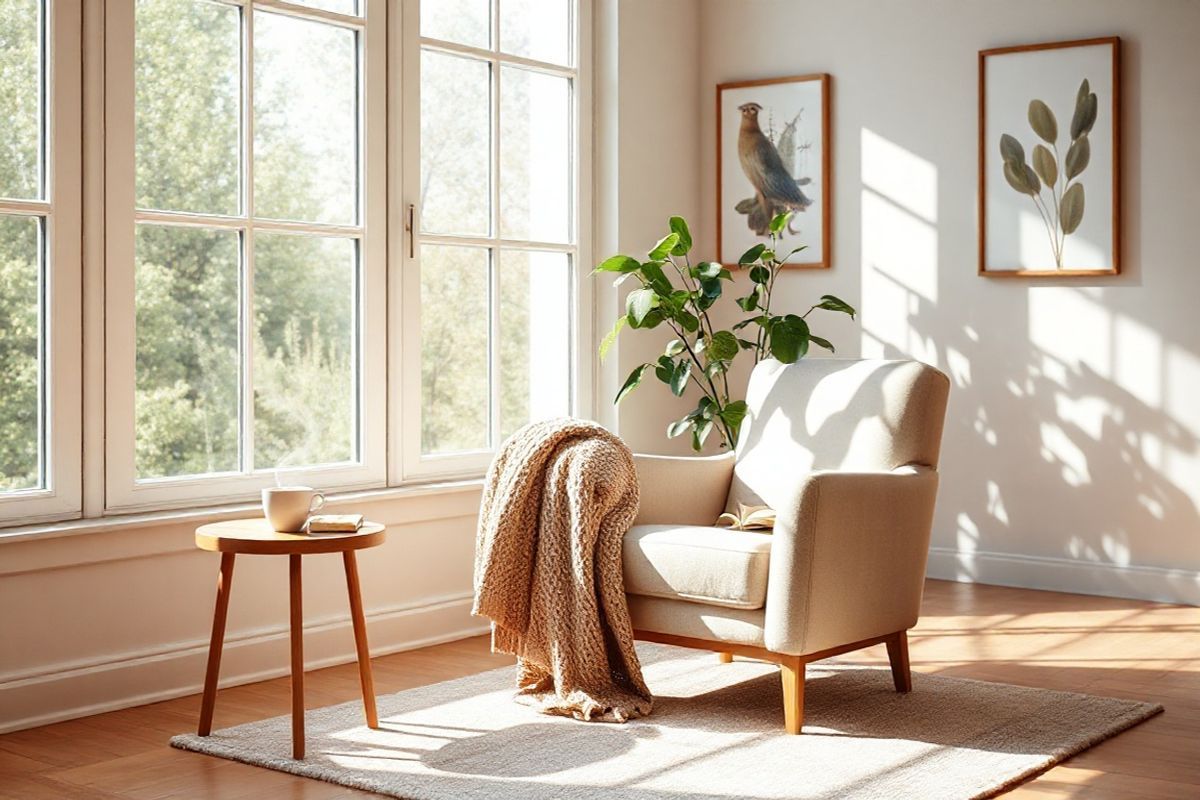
(262, 486), (326, 532)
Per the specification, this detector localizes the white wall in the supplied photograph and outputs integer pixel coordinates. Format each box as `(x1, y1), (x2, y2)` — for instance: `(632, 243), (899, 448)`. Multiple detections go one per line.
(681, 0), (1200, 604)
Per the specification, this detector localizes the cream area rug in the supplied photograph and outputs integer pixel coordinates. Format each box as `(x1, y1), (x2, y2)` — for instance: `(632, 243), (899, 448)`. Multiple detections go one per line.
(171, 643), (1162, 800)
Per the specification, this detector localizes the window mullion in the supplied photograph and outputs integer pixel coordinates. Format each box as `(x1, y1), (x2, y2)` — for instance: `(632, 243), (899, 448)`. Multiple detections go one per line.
(488, 0), (502, 449)
(241, 4), (256, 475)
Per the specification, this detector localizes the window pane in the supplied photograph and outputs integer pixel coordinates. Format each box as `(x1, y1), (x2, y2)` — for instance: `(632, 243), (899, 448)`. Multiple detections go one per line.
(420, 50), (490, 236)
(500, 67), (570, 243)
(501, 0), (571, 65)
(135, 225), (240, 479)
(288, 0), (357, 15)
(254, 11), (357, 225)
(254, 234), (356, 470)
(499, 251), (569, 441)
(420, 0), (489, 49)
(0, 214), (41, 491)
(421, 245), (489, 454)
(135, 0), (240, 215)
(0, 0), (42, 200)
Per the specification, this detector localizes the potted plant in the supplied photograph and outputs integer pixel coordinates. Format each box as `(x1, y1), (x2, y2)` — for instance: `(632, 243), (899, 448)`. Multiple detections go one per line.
(596, 212), (855, 451)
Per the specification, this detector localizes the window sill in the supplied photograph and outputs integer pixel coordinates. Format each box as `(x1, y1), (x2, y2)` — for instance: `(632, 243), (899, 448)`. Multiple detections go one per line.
(0, 478), (485, 546)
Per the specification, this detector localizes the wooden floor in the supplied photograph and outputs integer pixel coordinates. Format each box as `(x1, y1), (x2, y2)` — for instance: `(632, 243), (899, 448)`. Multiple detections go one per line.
(2, 579), (1198, 798)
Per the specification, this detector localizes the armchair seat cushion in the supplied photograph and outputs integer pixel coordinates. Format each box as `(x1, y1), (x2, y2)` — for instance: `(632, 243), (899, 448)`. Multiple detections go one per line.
(622, 524), (772, 610)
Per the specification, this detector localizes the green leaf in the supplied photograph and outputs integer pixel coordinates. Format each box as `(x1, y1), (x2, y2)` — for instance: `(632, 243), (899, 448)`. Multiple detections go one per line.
(1071, 82), (1098, 140)
(816, 294), (857, 319)
(709, 330), (739, 361)
(738, 337), (757, 350)
(769, 316), (810, 363)
(664, 338), (686, 357)
(704, 361), (725, 378)
(595, 254), (640, 274)
(760, 250), (776, 262)
(694, 261), (723, 279)
(1028, 99), (1058, 143)
(733, 315), (768, 331)
(697, 396), (716, 417)
(1060, 183), (1085, 235)
(809, 334), (835, 353)
(647, 233), (680, 261)
(668, 216), (692, 255)
(999, 133), (1026, 166)
(666, 417), (692, 439)
(719, 400), (749, 429)
(626, 288), (659, 326)
(670, 359), (691, 396)
(640, 261), (673, 295)
(615, 363), (651, 404)
(678, 311), (700, 333)
(691, 418), (713, 451)
(598, 315), (625, 361)
(1032, 144), (1057, 188)
(769, 212), (790, 234)
(1065, 135), (1090, 180)
(736, 287), (760, 312)
(749, 265), (770, 284)
(738, 243), (766, 265)
(654, 355), (675, 385)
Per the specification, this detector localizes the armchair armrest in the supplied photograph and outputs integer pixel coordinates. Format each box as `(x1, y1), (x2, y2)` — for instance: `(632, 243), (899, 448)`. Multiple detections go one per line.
(763, 465), (939, 656)
(632, 452), (736, 526)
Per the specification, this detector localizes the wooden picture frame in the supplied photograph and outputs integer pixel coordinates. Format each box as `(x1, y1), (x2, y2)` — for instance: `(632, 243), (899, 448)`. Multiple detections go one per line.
(979, 37), (1121, 277)
(717, 74), (831, 269)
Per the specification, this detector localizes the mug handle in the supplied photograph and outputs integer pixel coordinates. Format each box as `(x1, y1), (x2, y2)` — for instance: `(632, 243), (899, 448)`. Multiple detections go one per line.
(308, 492), (326, 514)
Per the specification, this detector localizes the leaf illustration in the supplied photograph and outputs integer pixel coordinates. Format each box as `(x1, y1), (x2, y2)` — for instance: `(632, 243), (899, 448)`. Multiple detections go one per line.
(999, 133), (1026, 166)
(1028, 100), (1058, 143)
(1033, 144), (1058, 187)
(1065, 135), (1090, 180)
(1003, 160), (1034, 195)
(1071, 85), (1098, 140)
(1061, 183), (1085, 234)
(1076, 78), (1091, 106)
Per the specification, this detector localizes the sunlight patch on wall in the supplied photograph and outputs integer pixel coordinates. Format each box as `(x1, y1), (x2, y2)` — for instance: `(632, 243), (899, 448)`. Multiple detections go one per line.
(1039, 421), (1091, 486)
(1115, 314), (1162, 409)
(861, 129), (937, 223)
(1028, 288), (1111, 377)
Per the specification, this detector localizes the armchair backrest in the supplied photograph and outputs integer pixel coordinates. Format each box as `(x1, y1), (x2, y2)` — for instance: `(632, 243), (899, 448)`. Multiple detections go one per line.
(728, 358), (950, 511)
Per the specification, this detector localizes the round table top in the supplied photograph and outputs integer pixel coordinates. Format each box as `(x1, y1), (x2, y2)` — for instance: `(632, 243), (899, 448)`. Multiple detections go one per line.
(195, 518), (387, 555)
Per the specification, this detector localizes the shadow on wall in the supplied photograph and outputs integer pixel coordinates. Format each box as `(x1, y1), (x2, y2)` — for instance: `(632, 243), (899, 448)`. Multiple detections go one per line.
(857, 121), (1200, 602)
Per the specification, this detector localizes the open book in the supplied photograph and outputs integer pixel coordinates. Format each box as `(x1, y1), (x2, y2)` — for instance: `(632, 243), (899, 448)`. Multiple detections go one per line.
(715, 503), (776, 532)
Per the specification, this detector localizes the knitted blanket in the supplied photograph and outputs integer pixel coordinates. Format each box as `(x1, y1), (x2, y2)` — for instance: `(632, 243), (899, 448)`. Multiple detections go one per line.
(472, 418), (652, 722)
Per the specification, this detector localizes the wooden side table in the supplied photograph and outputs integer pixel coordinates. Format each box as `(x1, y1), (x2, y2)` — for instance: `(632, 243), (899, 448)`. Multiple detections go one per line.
(194, 518), (387, 760)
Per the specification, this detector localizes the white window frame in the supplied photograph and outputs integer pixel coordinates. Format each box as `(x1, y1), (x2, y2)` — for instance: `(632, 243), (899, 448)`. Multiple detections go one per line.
(391, 0), (593, 482)
(0, 0), (82, 525)
(103, 0), (388, 513)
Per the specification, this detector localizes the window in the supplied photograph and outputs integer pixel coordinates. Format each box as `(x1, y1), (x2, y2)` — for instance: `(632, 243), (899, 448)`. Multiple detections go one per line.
(398, 0), (584, 478)
(104, 0), (386, 511)
(0, 0), (81, 523)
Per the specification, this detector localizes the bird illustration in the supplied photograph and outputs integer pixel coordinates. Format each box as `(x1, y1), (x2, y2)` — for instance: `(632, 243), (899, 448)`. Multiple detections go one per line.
(736, 102), (812, 235)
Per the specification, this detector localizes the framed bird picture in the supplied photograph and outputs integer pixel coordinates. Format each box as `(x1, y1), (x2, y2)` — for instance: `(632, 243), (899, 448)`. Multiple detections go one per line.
(979, 37), (1121, 276)
(717, 73), (831, 269)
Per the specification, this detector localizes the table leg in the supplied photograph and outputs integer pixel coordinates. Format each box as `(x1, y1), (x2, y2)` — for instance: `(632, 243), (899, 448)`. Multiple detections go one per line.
(198, 552), (235, 736)
(289, 554), (305, 760)
(343, 551), (379, 728)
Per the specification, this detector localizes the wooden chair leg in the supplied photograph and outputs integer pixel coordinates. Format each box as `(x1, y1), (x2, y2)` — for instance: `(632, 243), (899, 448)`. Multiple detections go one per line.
(886, 630), (913, 693)
(289, 555), (305, 760)
(343, 551), (379, 728)
(779, 656), (806, 734)
(717, 652), (733, 664)
(198, 552), (235, 736)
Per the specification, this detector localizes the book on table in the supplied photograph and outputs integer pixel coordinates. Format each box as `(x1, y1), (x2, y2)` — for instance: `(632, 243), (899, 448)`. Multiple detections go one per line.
(307, 514), (365, 533)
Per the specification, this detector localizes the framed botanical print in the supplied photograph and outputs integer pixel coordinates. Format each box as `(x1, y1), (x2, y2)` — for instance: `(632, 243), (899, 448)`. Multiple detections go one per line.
(717, 74), (831, 269)
(979, 37), (1121, 276)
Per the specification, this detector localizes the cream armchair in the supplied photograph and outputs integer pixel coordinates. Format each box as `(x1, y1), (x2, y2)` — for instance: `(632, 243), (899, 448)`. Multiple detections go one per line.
(624, 358), (949, 733)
